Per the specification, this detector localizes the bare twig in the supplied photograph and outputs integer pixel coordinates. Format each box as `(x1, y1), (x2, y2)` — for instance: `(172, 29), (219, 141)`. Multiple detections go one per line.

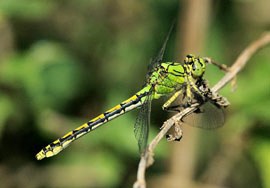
(133, 32), (270, 188)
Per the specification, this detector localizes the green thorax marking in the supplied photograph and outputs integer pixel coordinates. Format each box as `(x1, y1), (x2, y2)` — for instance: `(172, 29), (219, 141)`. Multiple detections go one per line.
(145, 54), (207, 100)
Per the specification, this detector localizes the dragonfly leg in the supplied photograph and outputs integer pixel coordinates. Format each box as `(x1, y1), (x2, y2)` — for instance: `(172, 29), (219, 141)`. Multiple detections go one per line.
(163, 88), (202, 113)
(163, 103), (191, 112)
(162, 90), (182, 111)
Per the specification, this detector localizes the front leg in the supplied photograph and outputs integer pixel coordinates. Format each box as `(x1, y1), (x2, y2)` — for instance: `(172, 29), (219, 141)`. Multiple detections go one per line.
(163, 84), (200, 112)
(162, 90), (182, 111)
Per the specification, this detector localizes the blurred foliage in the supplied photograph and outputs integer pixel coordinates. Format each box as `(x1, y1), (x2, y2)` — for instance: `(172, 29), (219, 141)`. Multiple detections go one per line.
(0, 0), (269, 187)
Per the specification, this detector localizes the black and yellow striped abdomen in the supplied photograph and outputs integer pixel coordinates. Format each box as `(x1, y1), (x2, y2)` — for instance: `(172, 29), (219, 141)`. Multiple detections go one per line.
(36, 90), (150, 160)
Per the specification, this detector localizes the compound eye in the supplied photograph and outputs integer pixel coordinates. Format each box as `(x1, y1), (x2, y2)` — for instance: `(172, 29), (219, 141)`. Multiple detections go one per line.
(191, 59), (205, 78)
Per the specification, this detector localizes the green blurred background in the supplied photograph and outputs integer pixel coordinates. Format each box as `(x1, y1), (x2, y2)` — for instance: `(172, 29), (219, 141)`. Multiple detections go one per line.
(0, 0), (269, 187)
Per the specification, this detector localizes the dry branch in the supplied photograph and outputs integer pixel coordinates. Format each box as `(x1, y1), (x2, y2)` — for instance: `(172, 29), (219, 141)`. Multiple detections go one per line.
(133, 32), (270, 188)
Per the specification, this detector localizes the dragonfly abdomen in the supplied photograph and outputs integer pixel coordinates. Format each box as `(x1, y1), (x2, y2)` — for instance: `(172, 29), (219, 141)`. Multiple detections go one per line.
(36, 89), (150, 160)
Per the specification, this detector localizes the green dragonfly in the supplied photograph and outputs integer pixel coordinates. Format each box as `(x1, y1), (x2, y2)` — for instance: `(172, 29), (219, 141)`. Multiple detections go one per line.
(36, 26), (229, 160)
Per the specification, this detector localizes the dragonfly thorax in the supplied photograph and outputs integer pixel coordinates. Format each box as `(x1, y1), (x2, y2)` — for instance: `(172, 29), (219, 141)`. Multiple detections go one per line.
(147, 62), (184, 99)
(148, 54), (207, 100)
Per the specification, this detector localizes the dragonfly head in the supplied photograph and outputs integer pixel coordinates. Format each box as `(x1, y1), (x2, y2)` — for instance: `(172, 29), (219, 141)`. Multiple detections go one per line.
(184, 54), (206, 78)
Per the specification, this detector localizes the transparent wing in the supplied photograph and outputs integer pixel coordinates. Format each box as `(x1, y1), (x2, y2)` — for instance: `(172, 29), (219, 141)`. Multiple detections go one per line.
(183, 102), (226, 129)
(147, 23), (175, 74)
(133, 23), (174, 153)
(164, 89), (226, 129)
(134, 94), (152, 154)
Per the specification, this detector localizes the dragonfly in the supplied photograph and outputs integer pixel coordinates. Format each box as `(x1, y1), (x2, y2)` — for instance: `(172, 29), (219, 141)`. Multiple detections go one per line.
(36, 26), (229, 160)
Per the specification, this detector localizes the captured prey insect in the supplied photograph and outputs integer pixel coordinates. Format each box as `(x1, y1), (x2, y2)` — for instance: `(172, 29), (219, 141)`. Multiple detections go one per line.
(36, 26), (229, 160)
